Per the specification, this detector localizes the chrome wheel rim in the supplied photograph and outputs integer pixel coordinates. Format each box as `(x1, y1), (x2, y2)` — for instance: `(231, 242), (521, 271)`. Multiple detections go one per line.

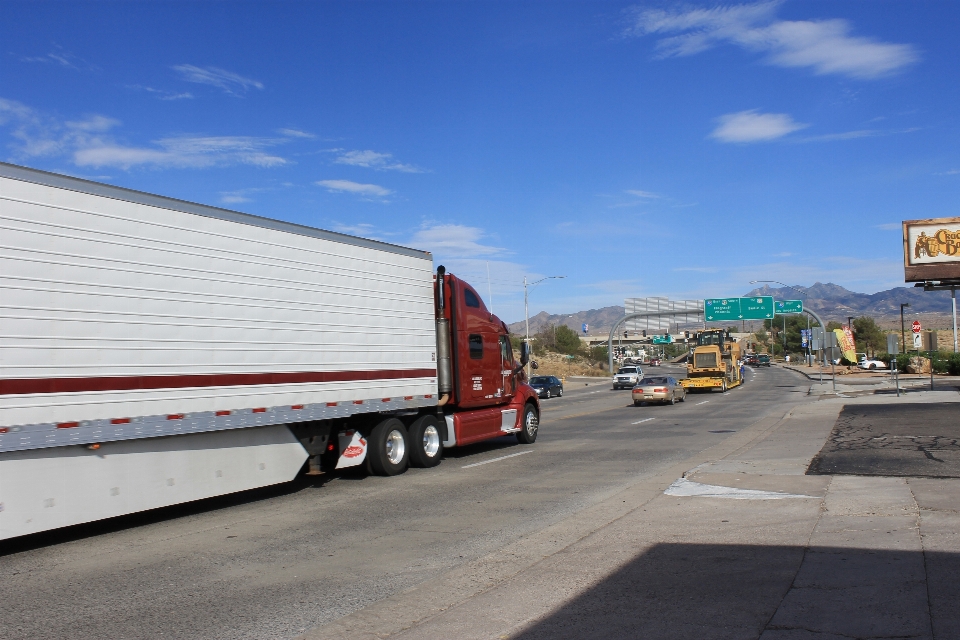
(385, 429), (406, 465)
(525, 409), (539, 436)
(422, 425), (440, 458)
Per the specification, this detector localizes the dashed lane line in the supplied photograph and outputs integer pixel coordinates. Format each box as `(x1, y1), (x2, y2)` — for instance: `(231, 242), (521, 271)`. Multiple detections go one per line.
(461, 450), (533, 469)
(696, 400), (710, 405)
(631, 418), (656, 425)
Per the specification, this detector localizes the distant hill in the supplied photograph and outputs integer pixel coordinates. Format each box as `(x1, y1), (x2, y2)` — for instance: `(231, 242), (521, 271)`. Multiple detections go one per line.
(506, 306), (625, 336)
(506, 282), (957, 337)
(742, 282), (955, 322)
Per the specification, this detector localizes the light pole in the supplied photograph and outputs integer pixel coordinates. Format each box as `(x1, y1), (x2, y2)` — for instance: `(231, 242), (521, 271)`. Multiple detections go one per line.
(751, 280), (811, 364)
(900, 303), (910, 353)
(524, 275), (566, 377)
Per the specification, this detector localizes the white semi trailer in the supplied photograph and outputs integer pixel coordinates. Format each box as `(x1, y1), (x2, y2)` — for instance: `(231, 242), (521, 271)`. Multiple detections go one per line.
(0, 163), (539, 540)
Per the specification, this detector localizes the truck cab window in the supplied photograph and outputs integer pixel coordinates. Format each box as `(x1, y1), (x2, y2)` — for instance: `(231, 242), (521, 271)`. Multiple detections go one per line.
(468, 334), (483, 359)
(500, 336), (511, 362)
(464, 288), (481, 308)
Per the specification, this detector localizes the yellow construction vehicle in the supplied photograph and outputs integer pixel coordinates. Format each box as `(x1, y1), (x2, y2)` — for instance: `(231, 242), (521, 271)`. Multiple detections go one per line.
(680, 328), (743, 392)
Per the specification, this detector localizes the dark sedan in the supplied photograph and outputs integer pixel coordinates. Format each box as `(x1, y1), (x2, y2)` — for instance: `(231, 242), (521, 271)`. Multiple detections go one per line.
(529, 375), (563, 399)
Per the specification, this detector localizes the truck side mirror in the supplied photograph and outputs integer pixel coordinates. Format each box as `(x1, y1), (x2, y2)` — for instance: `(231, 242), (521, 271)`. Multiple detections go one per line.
(520, 341), (531, 365)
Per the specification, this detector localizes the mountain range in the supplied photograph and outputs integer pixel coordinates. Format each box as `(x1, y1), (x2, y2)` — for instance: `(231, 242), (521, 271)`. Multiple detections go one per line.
(507, 283), (958, 335)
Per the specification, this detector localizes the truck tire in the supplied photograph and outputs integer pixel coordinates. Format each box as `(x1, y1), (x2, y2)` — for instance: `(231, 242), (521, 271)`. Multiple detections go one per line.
(368, 418), (409, 476)
(721, 380), (727, 393)
(408, 415), (443, 468)
(516, 403), (539, 444)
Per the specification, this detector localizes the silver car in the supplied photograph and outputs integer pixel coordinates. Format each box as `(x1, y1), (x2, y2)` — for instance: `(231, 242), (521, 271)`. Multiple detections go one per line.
(632, 376), (686, 406)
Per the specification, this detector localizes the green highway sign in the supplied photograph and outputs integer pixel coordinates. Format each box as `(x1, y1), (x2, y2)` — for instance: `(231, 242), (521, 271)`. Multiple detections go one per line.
(776, 300), (803, 314)
(651, 335), (674, 344)
(704, 296), (774, 321)
(703, 298), (741, 321)
(741, 296), (774, 319)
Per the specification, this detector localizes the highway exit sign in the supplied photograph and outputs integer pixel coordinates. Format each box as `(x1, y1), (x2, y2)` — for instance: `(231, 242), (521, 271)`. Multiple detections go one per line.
(776, 300), (803, 314)
(704, 297), (774, 321)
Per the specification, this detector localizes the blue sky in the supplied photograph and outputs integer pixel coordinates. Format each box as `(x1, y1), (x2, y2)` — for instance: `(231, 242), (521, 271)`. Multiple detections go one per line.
(2, 1), (958, 323)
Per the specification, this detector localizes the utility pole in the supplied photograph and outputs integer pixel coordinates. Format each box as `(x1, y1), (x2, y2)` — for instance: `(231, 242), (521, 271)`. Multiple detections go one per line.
(523, 275), (565, 377)
(900, 303), (910, 353)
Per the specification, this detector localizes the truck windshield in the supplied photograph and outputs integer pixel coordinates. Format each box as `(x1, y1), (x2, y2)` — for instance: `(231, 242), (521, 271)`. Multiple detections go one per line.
(698, 332), (724, 346)
(617, 367), (638, 374)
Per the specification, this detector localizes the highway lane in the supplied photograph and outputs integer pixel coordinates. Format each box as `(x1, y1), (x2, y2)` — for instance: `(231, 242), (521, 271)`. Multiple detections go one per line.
(0, 365), (811, 640)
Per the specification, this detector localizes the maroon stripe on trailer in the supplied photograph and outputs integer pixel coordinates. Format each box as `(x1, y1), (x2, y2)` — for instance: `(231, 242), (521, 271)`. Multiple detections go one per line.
(0, 369), (438, 396)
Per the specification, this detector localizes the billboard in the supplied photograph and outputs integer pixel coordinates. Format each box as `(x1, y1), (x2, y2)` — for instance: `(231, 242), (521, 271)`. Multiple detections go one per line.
(903, 217), (960, 281)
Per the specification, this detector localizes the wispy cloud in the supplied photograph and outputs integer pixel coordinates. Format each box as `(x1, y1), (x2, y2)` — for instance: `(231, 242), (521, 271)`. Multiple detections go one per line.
(0, 97), (289, 169)
(75, 136), (287, 169)
(316, 179), (392, 198)
(409, 224), (505, 257)
(20, 47), (97, 71)
(277, 128), (315, 139)
(624, 189), (661, 199)
(625, 1), (919, 79)
(711, 109), (807, 143)
(797, 127), (919, 143)
(219, 187), (270, 205)
(936, 169), (960, 176)
(127, 85), (194, 101)
(334, 149), (424, 173)
(173, 64), (264, 96)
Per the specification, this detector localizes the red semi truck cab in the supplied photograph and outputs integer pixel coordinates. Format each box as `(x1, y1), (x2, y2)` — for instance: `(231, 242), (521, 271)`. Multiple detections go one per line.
(434, 266), (540, 448)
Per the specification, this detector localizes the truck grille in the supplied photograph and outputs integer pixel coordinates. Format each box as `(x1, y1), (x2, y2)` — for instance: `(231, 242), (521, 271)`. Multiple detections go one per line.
(694, 353), (717, 368)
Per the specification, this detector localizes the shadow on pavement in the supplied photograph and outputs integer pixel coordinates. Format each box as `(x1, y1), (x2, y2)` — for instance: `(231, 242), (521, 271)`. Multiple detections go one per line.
(512, 543), (959, 640)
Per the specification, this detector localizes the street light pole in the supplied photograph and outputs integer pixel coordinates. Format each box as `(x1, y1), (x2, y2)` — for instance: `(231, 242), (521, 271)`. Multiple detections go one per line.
(900, 303), (910, 353)
(523, 274), (566, 377)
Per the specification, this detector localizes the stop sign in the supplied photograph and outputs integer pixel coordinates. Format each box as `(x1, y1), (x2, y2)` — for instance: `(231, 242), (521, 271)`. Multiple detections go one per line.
(912, 320), (922, 333)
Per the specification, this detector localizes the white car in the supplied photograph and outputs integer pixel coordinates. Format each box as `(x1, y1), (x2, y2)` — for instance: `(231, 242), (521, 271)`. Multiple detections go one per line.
(613, 365), (644, 390)
(858, 357), (887, 370)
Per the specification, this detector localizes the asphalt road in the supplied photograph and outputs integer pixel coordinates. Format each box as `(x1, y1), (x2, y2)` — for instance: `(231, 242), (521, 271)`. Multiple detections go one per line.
(0, 364), (812, 640)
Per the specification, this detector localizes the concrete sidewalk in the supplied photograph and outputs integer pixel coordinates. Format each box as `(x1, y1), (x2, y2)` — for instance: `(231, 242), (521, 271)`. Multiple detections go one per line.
(301, 388), (960, 640)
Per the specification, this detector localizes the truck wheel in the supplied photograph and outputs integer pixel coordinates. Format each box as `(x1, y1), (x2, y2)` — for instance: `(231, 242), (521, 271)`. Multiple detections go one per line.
(407, 415), (443, 468)
(516, 404), (539, 444)
(368, 418), (409, 476)
(721, 380), (727, 393)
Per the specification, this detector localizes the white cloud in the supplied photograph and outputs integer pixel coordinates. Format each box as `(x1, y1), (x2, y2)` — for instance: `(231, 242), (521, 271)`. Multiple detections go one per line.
(936, 169), (960, 176)
(277, 128), (315, 138)
(334, 149), (424, 173)
(316, 179), (392, 197)
(20, 48), (96, 71)
(409, 224), (505, 258)
(711, 109), (807, 142)
(624, 189), (661, 198)
(0, 97), (297, 171)
(75, 136), (288, 169)
(626, 1), (919, 79)
(127, 85), (194, 100)
(173, 64), (264, 96)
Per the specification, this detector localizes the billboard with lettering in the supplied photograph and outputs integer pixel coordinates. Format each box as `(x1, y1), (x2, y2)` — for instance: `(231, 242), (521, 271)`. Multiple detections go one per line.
(903, 216), (960, 281)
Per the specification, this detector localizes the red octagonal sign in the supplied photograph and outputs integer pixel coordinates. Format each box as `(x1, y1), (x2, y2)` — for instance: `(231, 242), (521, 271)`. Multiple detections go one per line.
(912, 320), (922, 333)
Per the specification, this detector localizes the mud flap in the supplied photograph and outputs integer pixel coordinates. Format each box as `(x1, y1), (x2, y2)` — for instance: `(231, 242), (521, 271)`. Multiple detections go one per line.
(334, 430), (368, 469)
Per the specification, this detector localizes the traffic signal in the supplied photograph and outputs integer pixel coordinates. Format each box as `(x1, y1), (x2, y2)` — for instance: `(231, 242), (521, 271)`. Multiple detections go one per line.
(642, 330), (646, 337)
(624, 331), (628, 338)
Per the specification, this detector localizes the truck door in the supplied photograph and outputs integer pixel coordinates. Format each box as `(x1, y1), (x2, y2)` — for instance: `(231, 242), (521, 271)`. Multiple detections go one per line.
(500, 335), (515, 399)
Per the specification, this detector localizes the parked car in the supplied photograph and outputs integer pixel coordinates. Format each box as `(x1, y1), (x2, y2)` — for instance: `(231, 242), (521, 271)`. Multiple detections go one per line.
(744, 354), (760, 366)
(529, 375), (564, 398)
(613, 366), (644, 390)
(632, 376), (686, 406)
(858, 357), (887, 370)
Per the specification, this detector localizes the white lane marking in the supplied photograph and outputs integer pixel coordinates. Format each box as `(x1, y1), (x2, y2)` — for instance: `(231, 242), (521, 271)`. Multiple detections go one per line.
(664, 478), (817, 500)
(696, 401), (710, 405)
(632, 418), (655, 425)
(462, 450), (533, 469)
